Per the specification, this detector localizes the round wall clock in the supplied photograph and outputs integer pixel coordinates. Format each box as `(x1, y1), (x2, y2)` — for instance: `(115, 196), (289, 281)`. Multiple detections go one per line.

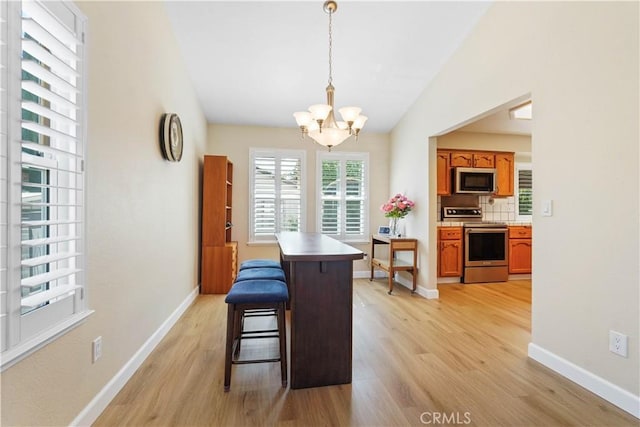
(160, 113), (183, 162)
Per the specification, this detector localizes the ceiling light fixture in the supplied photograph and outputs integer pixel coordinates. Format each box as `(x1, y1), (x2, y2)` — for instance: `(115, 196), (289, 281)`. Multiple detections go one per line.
(293, 1), (367, 150)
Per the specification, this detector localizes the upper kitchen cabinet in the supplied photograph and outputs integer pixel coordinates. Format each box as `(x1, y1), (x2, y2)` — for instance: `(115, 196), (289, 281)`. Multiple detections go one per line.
(437, 149), (515, 197)
(495, 152), (514, 197)
(450, 151), (495, 168)
(437, 150), (452, 195)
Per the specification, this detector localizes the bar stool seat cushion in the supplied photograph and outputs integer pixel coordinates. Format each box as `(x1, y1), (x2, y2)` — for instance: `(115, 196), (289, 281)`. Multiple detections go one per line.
(239, 259), (281, 270)
(225, 279), (289, 304)
(235, 267), (286, 283)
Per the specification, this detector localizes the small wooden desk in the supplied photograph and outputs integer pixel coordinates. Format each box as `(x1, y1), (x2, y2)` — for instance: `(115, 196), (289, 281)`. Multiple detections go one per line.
(370, 234), (418, 294)
(276, 232), (363, 389)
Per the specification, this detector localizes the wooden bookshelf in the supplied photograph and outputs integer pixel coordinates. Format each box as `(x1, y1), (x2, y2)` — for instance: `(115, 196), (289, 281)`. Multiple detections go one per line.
(201, 155), (237, 294)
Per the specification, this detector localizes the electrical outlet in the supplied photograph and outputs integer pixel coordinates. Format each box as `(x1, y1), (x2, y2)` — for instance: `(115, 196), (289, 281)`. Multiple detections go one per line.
(609, 330), (628, 357)
(92, 336), (102, 363)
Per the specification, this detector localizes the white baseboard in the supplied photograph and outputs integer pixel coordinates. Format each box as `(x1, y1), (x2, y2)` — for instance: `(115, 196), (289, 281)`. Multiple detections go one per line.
(71, 287), (200, 427)
(354, 270), (386, 279)
(528, 343), (640, 419)
(417, 285), (439, 299)
(437, 277), (462, 284)
(395, 274), (439, 299)
(364, 271), (438, 299)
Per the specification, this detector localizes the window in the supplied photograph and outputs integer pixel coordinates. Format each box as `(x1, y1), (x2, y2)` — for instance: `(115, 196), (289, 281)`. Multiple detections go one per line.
(1, 0), (90, 369)
(249, 149), (306, 242)
(317, 152), (369, 242)
(515, 163), (533, 219)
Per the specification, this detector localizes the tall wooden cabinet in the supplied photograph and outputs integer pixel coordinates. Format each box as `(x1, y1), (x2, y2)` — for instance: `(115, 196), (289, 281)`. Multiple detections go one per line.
(201, 155), (237, 294)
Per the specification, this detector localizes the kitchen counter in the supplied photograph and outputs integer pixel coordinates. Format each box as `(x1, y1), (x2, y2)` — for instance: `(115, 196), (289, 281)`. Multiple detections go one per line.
(437, 221), (464, 227)
(437, 221), (532, 227)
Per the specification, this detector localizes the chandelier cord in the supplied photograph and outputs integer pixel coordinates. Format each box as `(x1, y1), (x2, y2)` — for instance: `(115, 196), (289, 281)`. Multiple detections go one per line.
(328, 7), (333, 86)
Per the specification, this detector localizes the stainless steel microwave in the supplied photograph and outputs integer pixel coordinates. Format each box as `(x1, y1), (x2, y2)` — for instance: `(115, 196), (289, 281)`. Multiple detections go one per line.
(455, 167), (496, 194)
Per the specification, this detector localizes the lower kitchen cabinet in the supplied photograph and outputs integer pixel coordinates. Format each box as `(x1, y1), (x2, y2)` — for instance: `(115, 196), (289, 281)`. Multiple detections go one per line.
(438, 227), (463, 277)
(508, 226), (532, 274)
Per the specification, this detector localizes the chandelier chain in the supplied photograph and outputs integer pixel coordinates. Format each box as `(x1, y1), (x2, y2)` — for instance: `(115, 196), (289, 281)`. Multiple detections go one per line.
(328, 8), (333, 85)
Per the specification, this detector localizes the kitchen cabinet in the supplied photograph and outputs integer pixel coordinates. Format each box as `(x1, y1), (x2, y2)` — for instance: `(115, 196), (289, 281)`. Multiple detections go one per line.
(437, 151), (452, 195)
(438, 227), (463, 277)
(495, 152), (514, 197)
(436, 149), (514, 198)
(201, 155), (237, 294)
(450, 151), (495, 168)
(472, 152), (495, 168)
(508, 225), (532, 274)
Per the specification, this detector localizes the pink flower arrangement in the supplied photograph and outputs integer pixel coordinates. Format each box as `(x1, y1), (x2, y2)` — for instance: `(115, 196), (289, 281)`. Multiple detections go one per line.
(380, 193), (415, 219)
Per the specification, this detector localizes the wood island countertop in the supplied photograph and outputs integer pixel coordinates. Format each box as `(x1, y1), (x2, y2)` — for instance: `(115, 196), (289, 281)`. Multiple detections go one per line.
(276, 232), (363, 262)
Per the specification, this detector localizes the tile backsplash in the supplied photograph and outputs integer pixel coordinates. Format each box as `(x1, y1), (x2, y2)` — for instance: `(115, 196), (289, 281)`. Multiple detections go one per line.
(438, 195), (516, 222)
(479, 195), (516, 222)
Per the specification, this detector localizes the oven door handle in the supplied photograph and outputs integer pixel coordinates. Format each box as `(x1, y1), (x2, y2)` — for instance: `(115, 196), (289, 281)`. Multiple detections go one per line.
(465, 228), (508, 234)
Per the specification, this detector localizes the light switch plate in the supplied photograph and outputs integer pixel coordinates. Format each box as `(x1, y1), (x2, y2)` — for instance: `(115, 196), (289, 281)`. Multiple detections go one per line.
(542, 199), (553, 217)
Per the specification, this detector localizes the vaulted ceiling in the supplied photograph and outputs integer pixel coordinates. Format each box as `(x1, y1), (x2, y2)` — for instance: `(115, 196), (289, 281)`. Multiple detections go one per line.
(164, 1), (493, 133)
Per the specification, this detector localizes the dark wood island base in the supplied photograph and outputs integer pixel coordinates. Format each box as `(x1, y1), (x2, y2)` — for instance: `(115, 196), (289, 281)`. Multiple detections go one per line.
(276, 232), (364, 389)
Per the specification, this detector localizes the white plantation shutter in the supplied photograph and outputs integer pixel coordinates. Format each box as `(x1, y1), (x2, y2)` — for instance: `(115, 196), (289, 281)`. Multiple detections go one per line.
(516, 165), (533, 218)
(318, 152), (369, 241)
(249, 149), (305, 242)
(1, 0), (90, 368)
(1, 0), (9, 353)
(253, 156), (276, 236)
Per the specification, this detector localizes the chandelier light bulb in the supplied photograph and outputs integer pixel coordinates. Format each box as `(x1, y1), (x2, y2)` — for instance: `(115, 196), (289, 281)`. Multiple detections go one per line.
(293, 111), (312, 127)
(352, 114), (368, 130)
(308, 104), (332, 121)
(338, 106), (362, 127)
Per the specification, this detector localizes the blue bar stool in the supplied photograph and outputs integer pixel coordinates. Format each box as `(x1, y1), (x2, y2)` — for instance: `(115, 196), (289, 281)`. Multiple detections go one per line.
(224, 279), (289, 391)
(239, 259), (281, 271)
(235, 267), (286, 283)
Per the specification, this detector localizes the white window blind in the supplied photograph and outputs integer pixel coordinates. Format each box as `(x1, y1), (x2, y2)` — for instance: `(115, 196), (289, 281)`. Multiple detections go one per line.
(317, 152), (369, 241)
(249, 149), (305, 242)
(516, 164), (533, 218)
(1, 0), (90, 368)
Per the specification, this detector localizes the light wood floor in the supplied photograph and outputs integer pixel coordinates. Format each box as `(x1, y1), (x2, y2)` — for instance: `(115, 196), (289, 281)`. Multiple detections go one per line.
(94, 279), (637, 426)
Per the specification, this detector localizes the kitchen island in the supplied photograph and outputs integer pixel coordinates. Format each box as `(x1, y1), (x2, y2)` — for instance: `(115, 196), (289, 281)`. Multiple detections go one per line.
(276, 232), (364, 389)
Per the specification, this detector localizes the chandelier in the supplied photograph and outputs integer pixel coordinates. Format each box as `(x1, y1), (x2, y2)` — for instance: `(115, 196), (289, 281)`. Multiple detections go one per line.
(293, 1), (367, 150)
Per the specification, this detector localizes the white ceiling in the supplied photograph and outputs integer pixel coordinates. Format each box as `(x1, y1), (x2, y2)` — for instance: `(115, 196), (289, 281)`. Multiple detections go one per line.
(164, 1), (493, 133)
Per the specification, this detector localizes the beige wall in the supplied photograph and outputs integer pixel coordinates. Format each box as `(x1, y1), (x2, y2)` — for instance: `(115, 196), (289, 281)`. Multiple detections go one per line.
(1, 2), (207, 425)
(208, 124), (390, 274)
(392, 1), (638, 398)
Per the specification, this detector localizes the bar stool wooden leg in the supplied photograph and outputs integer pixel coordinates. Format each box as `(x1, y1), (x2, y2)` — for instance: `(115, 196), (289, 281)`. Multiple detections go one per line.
(224, 304), (235, 392)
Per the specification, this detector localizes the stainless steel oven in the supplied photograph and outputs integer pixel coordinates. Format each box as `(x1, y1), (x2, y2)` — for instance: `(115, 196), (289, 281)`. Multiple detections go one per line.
(463, 223), (508, 283)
